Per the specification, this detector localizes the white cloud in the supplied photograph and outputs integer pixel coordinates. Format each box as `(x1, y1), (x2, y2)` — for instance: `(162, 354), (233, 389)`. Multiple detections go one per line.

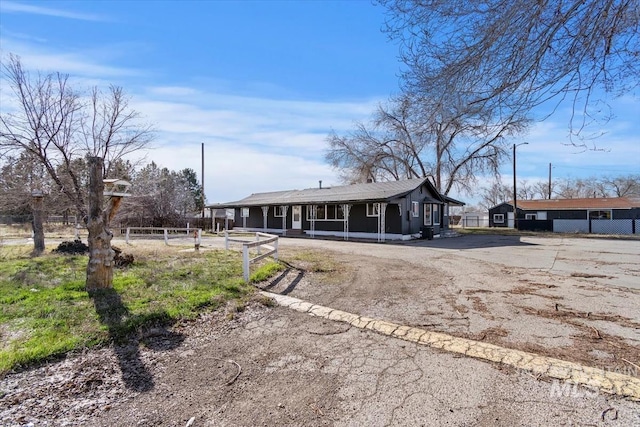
(1, 1), (106, 21)
(129, 88), (380, 203)
(133, 143), (336, 204)
(0, 38), (143, 81)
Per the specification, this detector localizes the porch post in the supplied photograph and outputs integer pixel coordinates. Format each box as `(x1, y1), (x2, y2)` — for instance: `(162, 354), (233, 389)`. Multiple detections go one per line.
(282, 205), (289, 236)
(343, 204), (351, 240)
(261, 206), (269, 230)
(444, 203), (450, 228)
(310, 204), (316, 238)
(379, 202), (387, 242)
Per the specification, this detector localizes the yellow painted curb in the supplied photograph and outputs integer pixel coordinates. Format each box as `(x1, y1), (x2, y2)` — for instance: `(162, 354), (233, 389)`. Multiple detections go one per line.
(261, 291), (640, 402)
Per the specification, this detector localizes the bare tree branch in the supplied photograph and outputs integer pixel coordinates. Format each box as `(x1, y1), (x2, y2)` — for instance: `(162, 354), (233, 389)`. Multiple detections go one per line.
(379, 0), (639, 148)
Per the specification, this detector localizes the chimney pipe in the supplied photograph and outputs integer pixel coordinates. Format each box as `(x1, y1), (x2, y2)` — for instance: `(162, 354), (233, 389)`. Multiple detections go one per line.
(319, 180), (322, 189)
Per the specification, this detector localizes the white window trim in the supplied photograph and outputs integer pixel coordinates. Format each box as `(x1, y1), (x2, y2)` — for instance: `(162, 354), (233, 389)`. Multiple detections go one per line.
(411, 201), (419, 217)
(306, 204), (346, 221)
(493, 213), (505, 223)
(274, 206), (285, 217)
(241, 207), (250, 218)
(366, 203), (380, 217)
(525, 213), (537, 220)
(433, 204), (440, 225)
(423, 204), (432, 226)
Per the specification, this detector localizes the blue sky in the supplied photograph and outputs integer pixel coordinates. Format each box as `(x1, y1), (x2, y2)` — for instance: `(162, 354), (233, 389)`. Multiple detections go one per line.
(1, 0), (638, 206)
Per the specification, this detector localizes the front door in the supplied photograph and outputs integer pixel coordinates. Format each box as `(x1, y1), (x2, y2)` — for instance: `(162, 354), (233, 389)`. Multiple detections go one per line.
(292, 205), (302, 229)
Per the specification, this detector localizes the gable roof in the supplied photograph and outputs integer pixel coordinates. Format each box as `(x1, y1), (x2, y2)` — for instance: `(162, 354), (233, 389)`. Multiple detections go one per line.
(209, 178), (455, 208)
(492, 197), (640, 211)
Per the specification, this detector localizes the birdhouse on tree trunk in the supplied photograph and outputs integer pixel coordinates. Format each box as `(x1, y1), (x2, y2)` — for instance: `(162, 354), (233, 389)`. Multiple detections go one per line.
(103, 179), (132, 197)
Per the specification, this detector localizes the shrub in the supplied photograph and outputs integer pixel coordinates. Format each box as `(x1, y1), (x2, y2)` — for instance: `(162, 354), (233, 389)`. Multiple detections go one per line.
(52, 239), (89, 255)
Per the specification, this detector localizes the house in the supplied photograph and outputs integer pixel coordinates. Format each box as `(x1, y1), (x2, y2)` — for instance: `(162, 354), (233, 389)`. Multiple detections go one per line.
(488, 197), (640, 234)
(208, 178), (464, 241)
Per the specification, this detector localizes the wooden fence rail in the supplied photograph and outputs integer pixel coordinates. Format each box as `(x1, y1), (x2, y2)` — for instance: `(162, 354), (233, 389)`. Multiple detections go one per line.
(124, 227), (202, 245)
(225, 231), (279, 282)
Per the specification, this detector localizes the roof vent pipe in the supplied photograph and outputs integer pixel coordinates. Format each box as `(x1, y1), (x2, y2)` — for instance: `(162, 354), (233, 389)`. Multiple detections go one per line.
(319, 180), (322, 189)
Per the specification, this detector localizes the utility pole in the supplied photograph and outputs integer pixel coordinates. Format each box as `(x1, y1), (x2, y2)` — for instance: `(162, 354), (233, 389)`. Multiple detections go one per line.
(201, 142), (205, 220)
(548, 163), (552, 199)
(513, 142), (528, 230)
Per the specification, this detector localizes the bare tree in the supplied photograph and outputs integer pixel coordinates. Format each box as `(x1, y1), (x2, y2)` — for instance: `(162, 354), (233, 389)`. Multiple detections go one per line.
(379, 0), (640, 147)
(326, 94), (526, 194)
(532, 180), (553, 200)
(0, 55), (152, 290)
(516, 175), (640, 200)
(601, 174), (640, 197)
(517, 179), (536, 201)
(554, 178), (598, 199)
(478, 179), (512, 210)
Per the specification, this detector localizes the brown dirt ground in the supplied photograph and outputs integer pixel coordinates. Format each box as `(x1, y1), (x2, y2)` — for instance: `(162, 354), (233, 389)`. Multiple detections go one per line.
(1, 238), (640, 426)
(266, 245), (640, 376)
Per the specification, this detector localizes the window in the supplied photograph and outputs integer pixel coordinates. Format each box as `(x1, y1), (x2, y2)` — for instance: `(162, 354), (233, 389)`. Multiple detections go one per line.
(241, 207), (250, 218)
(424, 204), (432, 225)
(588, 210), (612, 220)
(274, 206), (285, 217)
(525, 213), (537, 220)
(433, 204), (440, 225)
(327, 205), (336, 220)
(306, 206), (316, 220)
(306, 204), (346, 221)
(366, 203), (380, 217)
(493, 214), (505, 223)
(411, 201), (419, 217)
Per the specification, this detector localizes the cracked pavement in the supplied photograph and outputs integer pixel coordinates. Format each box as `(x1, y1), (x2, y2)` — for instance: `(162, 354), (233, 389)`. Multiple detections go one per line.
(265, 291), (640, 403)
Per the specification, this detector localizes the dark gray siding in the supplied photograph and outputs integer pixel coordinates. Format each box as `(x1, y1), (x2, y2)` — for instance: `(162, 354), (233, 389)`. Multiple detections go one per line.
(613, 208), (640, 219)
(489, 204), (512, 227)
(405, 188), (424, 235)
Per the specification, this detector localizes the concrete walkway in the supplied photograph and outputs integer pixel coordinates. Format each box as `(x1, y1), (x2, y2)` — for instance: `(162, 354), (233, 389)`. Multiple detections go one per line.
(262, 291), (640, 402)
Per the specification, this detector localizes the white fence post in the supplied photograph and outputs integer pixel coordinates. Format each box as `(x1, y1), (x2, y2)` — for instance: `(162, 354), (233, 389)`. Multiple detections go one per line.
(164, 229), (169, 245)
(243, 245), (250, 282)
(126, 227), (130, 244)
(225, 231), (279, 282)
(274, 237), (279, 261)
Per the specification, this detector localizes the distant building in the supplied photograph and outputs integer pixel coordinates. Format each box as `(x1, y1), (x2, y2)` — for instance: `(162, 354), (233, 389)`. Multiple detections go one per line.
(488, 197), (640, 234)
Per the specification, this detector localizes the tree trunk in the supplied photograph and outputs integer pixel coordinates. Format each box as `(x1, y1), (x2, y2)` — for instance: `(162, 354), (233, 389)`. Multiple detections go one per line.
(86, 157), (114, 291)
(31, 195), (45, 256)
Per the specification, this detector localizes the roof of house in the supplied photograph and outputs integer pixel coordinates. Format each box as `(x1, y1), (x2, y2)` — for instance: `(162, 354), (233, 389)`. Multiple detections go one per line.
(492, 197), (640, 211)
(209, 178), (464, 208)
